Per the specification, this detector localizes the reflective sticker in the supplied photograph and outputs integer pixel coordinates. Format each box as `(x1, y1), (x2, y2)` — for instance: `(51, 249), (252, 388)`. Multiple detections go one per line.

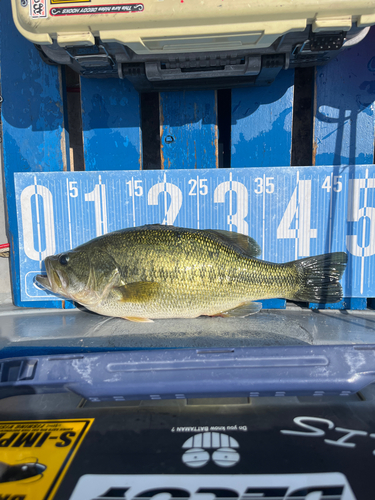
(50, 3), (144, 15)
(51, 0), (91, 4)
(69, 473), (357, 500)
(30, 0), (47, 18)
(0, 419), (94, 500)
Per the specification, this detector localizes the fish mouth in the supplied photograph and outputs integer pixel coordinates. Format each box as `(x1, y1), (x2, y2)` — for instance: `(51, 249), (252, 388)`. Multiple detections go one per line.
(35, 259), (65, 293)
(35, 274), (52, 291)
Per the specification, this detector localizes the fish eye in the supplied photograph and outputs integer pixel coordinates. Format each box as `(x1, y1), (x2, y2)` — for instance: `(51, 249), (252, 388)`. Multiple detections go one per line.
(59, 254), (69, 266)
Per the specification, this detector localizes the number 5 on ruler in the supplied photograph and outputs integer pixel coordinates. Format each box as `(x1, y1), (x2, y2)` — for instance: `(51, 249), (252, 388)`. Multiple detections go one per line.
(347, 172), (375, 295)
(347, 176), (375, 258)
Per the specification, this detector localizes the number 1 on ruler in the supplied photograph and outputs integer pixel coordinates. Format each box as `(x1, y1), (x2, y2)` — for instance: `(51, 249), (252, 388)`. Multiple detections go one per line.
(84, 176), (108, 236)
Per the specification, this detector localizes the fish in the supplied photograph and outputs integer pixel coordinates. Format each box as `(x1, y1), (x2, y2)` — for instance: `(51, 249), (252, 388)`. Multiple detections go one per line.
(35, 224), (348, 322)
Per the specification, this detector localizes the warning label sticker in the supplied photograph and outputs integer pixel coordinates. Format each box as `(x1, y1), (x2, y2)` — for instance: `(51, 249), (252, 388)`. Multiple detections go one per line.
(0, 419), (94, 500)
(30, 0), (47, 18)
(51, 0), (91, 5)
(50, 3), (144, 15)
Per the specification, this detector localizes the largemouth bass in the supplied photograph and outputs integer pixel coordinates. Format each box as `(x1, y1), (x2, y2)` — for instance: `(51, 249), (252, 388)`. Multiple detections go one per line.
(36, 224), (347, 322)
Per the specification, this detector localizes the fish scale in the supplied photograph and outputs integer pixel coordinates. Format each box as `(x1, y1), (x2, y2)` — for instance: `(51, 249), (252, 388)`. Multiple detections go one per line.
(36, 225), (348, 322)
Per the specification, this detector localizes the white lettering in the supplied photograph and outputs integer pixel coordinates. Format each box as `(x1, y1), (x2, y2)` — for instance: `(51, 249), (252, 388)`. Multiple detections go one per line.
(282, 416), (375, 458)
(324, 427), (368, 448)
(280, 416), (334, 437)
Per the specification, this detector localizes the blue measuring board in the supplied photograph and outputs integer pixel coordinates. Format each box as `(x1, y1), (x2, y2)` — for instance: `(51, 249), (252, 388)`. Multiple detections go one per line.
(14, 165), (375, 305)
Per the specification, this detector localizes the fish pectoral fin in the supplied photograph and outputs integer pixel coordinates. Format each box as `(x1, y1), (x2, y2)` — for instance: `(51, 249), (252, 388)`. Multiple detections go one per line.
(205, 230), (261, 258)
(122, 316), (154, 323)
(113, 281), (160, 303)
(213, 301), (262, 318)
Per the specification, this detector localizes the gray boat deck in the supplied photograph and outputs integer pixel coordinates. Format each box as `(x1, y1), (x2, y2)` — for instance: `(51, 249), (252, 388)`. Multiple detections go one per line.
(1, 304), (374, 350)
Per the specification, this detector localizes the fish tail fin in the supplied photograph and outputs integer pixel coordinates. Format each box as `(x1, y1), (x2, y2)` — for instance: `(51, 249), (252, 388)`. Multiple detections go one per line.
(287, 252), (348, 303)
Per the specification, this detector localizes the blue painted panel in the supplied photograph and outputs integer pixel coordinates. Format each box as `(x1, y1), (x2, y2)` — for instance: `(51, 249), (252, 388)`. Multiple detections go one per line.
(231, 70), (295, 168)
(80, 78), (142, 170)
(311, 29), (375, 310)
(159, 91), (218, 169)
(310, 298), (367, 310)
(313, 28), (375, 166)
(258, 299), (285, 310)
(0, 0), (67, 308)
(14, 165), (375, 305)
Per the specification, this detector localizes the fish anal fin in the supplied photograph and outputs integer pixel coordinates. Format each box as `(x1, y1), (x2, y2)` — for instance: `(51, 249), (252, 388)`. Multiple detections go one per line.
(211, 301), (262, 318)
(205, 230), (261, 258)
(113, 281), (160, 303)
(123, 316), (154, 323)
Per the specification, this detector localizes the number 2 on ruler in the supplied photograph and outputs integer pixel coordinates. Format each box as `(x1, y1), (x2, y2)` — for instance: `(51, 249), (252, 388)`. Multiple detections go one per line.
(148, 175), (182, 225)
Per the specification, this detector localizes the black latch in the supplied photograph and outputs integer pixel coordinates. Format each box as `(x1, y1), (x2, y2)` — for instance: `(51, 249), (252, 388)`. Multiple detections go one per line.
(310, 32), (345, 52)
(65, 43), (115, 70)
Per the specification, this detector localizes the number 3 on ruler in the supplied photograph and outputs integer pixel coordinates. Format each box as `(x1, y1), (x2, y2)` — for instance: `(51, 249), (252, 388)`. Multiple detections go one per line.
(214, 173), (248, 235)
(277, 179), (317, 257)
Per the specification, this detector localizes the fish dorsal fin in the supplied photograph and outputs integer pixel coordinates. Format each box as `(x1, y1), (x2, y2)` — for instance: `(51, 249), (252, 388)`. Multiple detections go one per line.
(212, 301), (262, 318)
(205, 230), (261, 258)
(113, 281), (160, 303)
(139, 224), (166, 230)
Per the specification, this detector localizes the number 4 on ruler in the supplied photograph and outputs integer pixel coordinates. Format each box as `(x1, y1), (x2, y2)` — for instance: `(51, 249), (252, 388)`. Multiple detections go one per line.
(277, 178), (317, 258)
